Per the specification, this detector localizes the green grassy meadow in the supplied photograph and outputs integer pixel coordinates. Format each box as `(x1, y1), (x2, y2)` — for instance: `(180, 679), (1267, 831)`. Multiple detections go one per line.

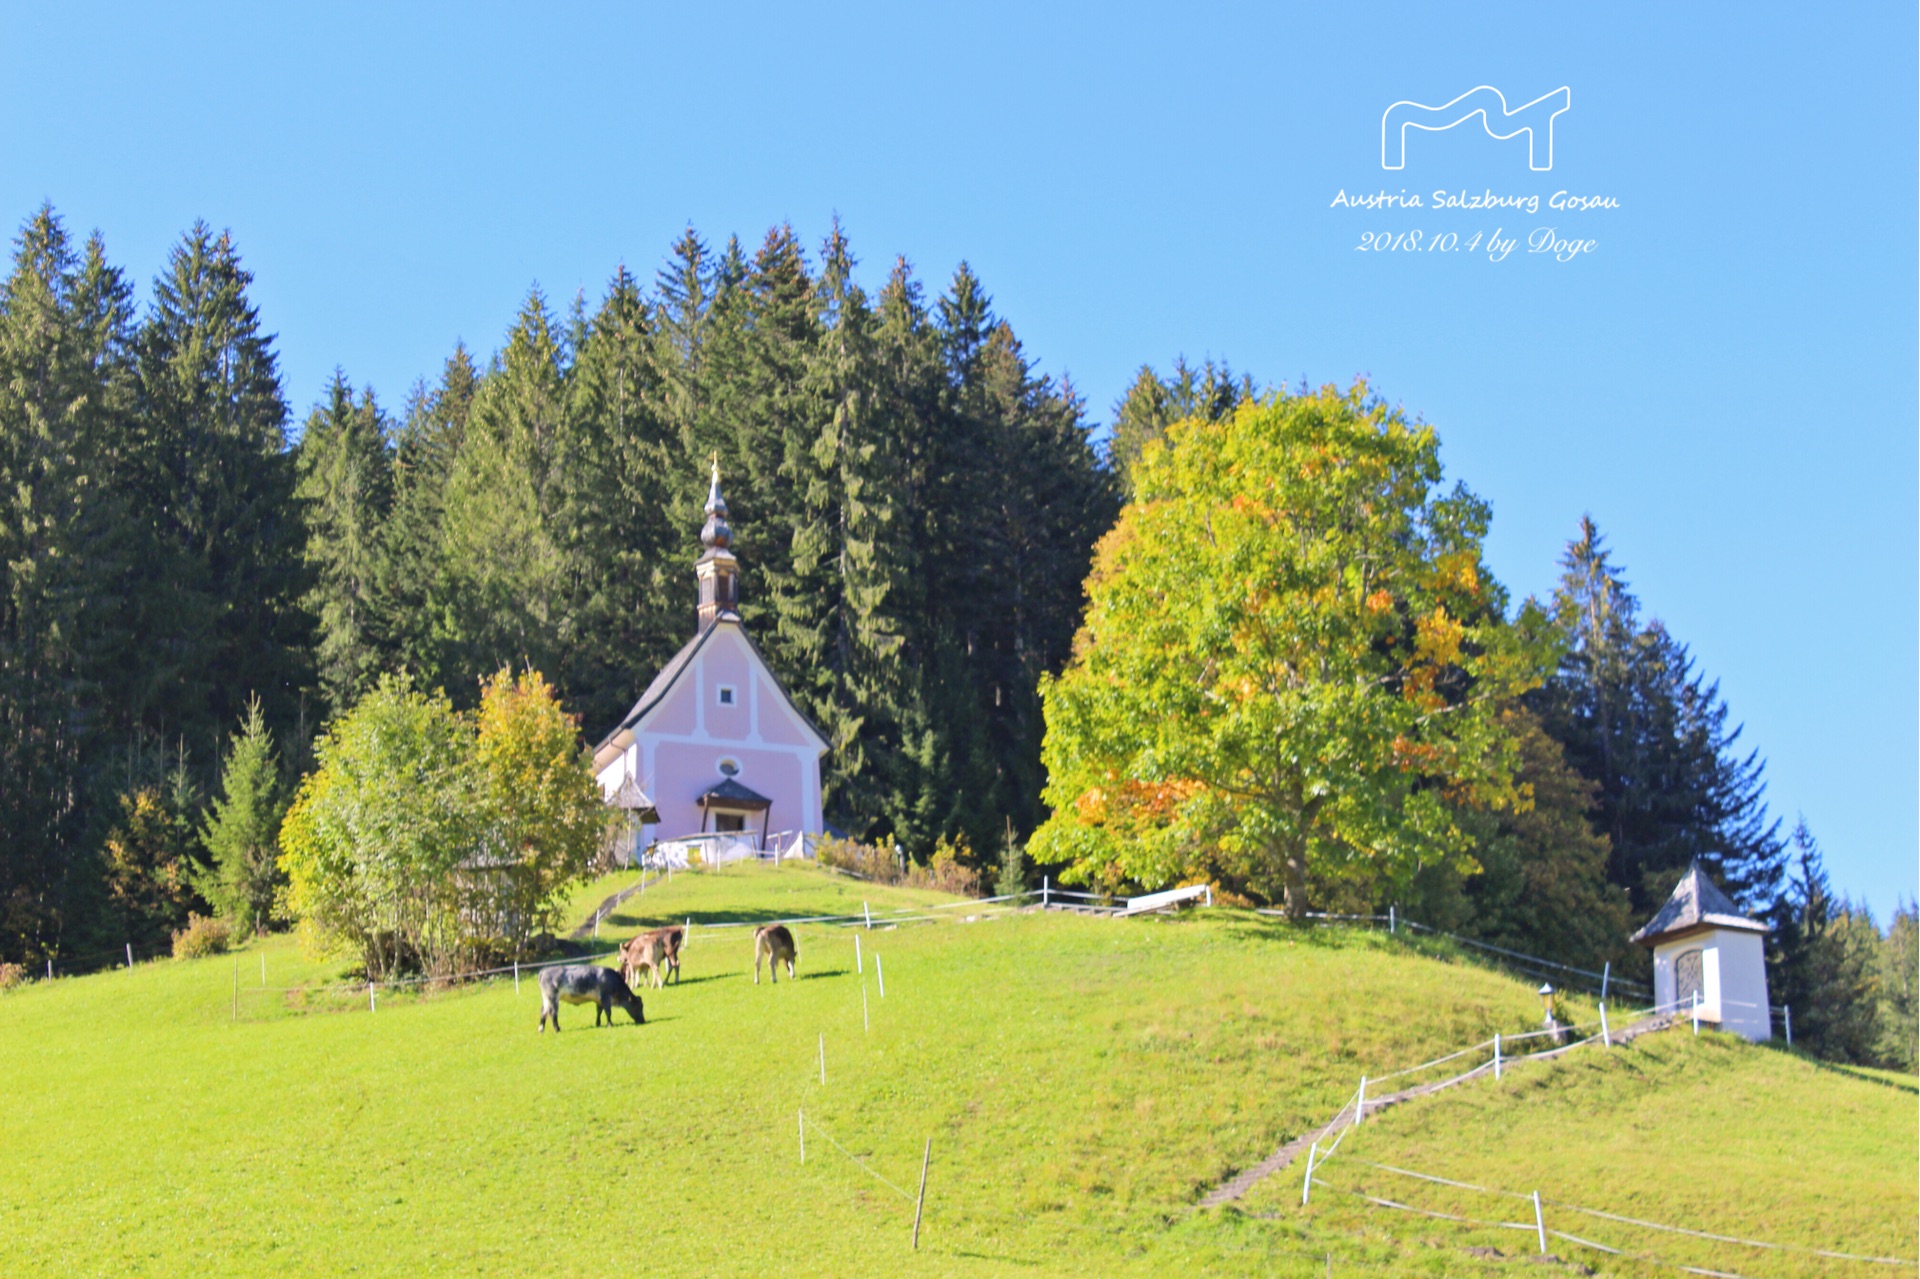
(0, 862), (1911, 1277)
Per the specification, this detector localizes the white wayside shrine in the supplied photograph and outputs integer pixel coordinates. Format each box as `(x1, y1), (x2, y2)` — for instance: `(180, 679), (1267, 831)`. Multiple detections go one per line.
(1630, 862), (1772, 1041)
(591, 464), (830, 867)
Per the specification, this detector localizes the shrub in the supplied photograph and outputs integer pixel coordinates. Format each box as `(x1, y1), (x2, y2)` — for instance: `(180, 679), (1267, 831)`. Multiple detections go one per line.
(0, 962), (26, 992)
(816, 834), (983, 897)
(172, 913), (232, 960)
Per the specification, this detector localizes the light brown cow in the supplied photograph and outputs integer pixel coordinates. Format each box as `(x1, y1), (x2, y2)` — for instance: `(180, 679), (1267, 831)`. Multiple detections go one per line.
(752, 923), (797, 984)
(620, 926), (684, 990)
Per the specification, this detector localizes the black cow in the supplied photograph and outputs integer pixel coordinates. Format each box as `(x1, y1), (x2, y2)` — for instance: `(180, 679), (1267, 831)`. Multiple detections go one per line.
(537, 964), (646, 1032)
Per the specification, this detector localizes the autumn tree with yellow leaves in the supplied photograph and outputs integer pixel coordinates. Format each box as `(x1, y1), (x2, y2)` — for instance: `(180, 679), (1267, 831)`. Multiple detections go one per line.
(1029, 384), (1553, 918)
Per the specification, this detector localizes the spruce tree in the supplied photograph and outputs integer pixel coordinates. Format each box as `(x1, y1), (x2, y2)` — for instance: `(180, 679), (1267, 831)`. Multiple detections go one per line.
(295, 372), (393, 715)
(1768, 821), (1882, 1063)
(196, 695), (286, 935)
(376, 345), (478, 692)
(789, 222), (913, 830)
(438, 289), (570, 695)
(0, 207), (138, 962)
(132, 222), (306, 757)
(560, 266), (680, 730)
(1106, 357), (1254, 489)
(1532, 517), (1785, 914)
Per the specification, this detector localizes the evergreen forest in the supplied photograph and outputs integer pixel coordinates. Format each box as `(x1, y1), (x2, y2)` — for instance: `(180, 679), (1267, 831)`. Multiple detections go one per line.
(0, 206), (1907, 1069)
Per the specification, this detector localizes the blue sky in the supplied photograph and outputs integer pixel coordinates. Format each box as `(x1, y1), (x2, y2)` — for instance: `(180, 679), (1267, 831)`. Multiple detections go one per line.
(2, 2), (1912, 915)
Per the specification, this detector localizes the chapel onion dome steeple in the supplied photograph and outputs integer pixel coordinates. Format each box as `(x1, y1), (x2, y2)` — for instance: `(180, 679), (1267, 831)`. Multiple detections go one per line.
(694, 458), (740, 628)
(701, 460), (732, 550)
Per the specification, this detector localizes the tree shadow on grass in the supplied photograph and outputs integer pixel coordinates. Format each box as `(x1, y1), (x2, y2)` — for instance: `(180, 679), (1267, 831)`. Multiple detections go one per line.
(609, 907), (840, 930)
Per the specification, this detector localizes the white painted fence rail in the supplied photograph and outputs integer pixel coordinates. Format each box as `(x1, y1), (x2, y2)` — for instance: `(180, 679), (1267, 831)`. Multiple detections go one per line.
(1123, 884), (1213, 915)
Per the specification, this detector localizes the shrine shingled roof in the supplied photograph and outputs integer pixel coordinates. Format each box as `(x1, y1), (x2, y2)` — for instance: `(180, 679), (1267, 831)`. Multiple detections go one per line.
(1630, 862), (1768, 947)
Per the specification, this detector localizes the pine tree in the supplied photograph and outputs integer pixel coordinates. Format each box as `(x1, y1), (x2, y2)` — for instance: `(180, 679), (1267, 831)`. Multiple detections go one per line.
(789, 222), (914, 829)
(559, 265), (680, 730)
(196, 695), (286, 935)
(375, 345), (478, 693)
(438, 289), (570, 694)
(1106, 356), (1254, 488)
(1450, 708), (1633, 972)
(294, 372), (393, 715)
(1532, 517), (1785, 914)
(131, 222), (306, 757)
(1767, 821), (1882, 1063)
(1877, 902), (1918, 1071)
(0, 207), (138, 962)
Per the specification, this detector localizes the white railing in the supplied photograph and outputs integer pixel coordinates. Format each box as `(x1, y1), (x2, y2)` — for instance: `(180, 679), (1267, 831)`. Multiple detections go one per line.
(1123, 884), (1213, 915)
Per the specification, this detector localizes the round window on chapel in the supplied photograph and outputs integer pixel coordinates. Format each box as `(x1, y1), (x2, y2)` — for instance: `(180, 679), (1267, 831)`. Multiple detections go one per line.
(718, 758), (741, 778)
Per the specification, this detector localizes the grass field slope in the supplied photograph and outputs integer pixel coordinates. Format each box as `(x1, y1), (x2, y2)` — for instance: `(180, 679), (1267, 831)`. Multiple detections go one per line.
(0, 862), (1911, 1278)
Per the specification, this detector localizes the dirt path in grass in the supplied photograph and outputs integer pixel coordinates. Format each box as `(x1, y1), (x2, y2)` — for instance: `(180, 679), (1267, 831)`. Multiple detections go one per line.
(1199, 1014), (1678, 1207)
(568, 872), (660, 939)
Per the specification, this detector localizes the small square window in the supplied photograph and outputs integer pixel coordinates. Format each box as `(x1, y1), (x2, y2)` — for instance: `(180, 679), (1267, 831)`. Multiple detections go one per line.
(717, 685), (736, 706)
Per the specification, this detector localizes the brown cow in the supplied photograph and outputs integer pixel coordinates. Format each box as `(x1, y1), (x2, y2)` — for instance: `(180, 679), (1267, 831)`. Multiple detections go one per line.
(753, 923), (797, 984)
(620, 926), (684, 990)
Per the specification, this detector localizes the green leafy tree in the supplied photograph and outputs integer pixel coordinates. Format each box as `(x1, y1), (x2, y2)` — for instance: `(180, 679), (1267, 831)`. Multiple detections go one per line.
(470, 668), (606, 956)
(1445, 707), (1632, 971)
(1106, 356), (1255, 491)
(101, 752), (205, 952)
(1877, 902), (1917, 1071)
(295, 373), (393, 715)
(196, 695), (287, 936)
(278, 675), (475, 979)
(1030, 384), (1551, 917)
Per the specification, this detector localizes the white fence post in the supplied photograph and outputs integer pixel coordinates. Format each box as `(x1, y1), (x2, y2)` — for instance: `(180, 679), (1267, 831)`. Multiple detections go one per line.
(1042, 875), (1050, 909)
(863, 901), (872, 930)
(1354, 1075), (1367, 1127)
(1599, 1002), (1610, 1048)
(126, 942), (133, 969)
(368, 981), (376, 1013)
(1532, 1190), (1546, 1253)
(1301, 1141), (1319, 1206)
(1691, 990), (1699, 1035)
(1388, 906), (1396, 935)
(1784, 1004), (1793, 1047)
(1600, 961), (1610, 1003)
(855, 934), (862, 974)
(1493, 1034), (1502, 1080)
(876, 953), (886, 998)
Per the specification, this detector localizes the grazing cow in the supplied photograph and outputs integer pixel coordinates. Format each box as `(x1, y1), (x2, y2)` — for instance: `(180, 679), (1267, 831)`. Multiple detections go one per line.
(620, 926), (684, 989)
(537, 965), (645, 1033)
(753, 924), (797, 984)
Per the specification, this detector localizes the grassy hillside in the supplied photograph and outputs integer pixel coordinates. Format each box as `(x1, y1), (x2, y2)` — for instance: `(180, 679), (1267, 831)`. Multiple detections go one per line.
(0, 862), (1909, 1278)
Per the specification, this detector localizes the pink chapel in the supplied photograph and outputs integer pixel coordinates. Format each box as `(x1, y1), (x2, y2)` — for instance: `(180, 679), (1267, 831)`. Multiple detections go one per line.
(591, 464), (829, 865)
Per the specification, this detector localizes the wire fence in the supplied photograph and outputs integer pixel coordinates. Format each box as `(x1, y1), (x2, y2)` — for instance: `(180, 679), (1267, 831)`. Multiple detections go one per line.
(1308, 1156), (1915, 1272)
(1279, 1008), (1916, 1276)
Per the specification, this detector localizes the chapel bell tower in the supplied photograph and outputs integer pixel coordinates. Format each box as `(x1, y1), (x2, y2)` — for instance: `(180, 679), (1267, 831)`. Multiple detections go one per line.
(695, 459), (739, 627)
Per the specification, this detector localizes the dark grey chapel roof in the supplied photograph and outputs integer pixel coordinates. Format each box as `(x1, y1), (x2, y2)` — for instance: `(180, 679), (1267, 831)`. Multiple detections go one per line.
(592, 614), (829, 756)
(696, 777), (773, 810)
(1630, 862), (1768, 946)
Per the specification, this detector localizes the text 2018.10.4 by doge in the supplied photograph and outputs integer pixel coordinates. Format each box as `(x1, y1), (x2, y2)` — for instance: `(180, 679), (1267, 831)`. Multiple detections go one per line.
(1355, 226), (1597, 262)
